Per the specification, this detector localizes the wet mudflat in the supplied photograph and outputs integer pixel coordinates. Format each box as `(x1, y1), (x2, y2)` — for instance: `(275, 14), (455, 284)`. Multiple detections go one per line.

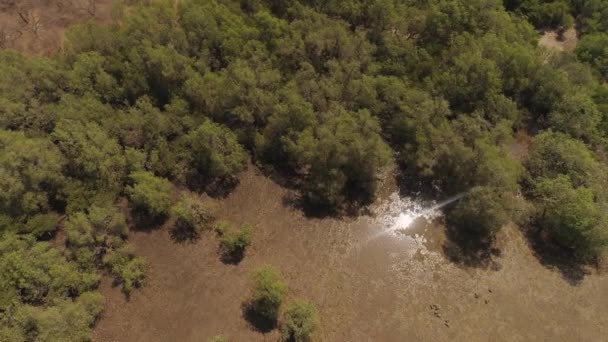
(93, 167), (607, 342)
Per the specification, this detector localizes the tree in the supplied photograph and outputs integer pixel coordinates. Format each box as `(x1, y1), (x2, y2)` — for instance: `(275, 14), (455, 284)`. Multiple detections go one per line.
(0, 234), (99, 305)
(127, 171), (172, 219)
(179, 120), (247, 184)
(21, 213), (61, 239)
(548, 92), (601, 140)
(52, 119), (126, 212)
(286, 108), (391, 209)
(0, 235), (102, 341)
(532, 176), (608, 259)
(524, 131), (602, 189)
(0, 131), (65, 223)
(576, 33), (608, 80)
(249, 265), (287, 323)
(446, 186), (513, 238)
(281, 299), (318, 342)
(434, 42), (503, 114)
(64, 205), (128, 256)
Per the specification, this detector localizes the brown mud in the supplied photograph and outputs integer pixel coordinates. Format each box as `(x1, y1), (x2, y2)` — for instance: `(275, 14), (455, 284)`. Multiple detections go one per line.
(93, 167), (608, 342)
(0, 0), (113, 55)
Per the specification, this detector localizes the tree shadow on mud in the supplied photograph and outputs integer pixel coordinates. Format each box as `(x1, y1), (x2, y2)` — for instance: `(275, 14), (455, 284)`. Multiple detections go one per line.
(281, 191), (373, 219)
(169, 224), (200, 244)
(218, 248), (245, 265)
(442, 225), (502, 271)
(241, 304), (275, 334)
(524, 228), (589, 286)
(185, 174), (240, 199)
(129, 209), (167, 232)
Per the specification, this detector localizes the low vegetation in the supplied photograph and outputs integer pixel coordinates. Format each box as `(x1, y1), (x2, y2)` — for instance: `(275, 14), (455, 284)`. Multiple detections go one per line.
(217, 222), (253, 262)
(281, 299), (319, 342)
(249, 266), (288, 324)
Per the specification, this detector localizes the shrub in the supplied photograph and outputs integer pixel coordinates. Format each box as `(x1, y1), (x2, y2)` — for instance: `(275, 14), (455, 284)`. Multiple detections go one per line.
(281, 299), (318, 342)
(107, 245), (146, 294)
(249, 265), (287, 322)
(219, 223), (252, 261)
(172, 193), (214, 234)
(207, 335), (228, 342)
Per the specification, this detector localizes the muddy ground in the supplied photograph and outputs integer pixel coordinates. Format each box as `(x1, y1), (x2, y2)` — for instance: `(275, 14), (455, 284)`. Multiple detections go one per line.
(93, 167), (608, 342)
(0, 0), (113, 55)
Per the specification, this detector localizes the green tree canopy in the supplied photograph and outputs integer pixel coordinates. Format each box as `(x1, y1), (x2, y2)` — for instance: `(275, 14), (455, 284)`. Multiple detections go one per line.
(127, 171), (173, 219)
(0, 131), (65, 224)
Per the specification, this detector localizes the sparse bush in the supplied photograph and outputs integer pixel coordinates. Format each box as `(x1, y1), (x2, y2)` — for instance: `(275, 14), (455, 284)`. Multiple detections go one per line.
(172, 193), (214, 235)
(219, 223), (252, 261)
(107, 245), (146, 294)
(281, 299), (318, 342)
(207, 335), (228, 342)
(249, 265), (287, 323)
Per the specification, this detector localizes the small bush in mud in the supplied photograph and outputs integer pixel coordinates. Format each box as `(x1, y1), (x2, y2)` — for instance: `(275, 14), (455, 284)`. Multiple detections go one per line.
(218, 222), (252, 262)
(207, 335), (228, 342)
(249, 265), (287, 323)
(281, 299), (318, 342)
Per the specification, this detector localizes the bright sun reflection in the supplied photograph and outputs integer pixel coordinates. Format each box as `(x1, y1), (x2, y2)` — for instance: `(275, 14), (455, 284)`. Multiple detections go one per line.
(391, 212), (417, 231)
(363, 192), (467, 244)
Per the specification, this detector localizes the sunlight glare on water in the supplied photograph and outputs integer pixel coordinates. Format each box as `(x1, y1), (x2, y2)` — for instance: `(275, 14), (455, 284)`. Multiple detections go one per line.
(371, 192), (466, 239)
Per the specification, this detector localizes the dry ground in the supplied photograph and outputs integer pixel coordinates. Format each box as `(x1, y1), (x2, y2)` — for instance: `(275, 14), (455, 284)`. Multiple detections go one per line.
(0, 0), (113, 55)
(538, 28), (578, 52)
(93, 167), (608, 342)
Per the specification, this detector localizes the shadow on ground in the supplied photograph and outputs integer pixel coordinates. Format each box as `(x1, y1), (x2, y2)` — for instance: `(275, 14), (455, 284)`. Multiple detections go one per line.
(524, 228), (589, 286)
(169, 225), (200, 244)
(442, 225), (503, 271)
(219, 248), (245, 265)
(241, 304), (275, 334)
(129, 209), (167, 232)
(188, 176), (241, 199)
(281, 191), (373, 219)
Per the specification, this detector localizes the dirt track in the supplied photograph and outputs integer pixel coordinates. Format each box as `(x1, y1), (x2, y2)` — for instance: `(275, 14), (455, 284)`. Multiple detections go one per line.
(93, 168), (608, 341)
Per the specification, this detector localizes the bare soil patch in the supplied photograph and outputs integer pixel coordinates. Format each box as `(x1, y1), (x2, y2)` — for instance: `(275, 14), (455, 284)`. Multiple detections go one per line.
(539, 28), (578, 52)
(0, 0), (113, 55)
(93, 167), (608, 342)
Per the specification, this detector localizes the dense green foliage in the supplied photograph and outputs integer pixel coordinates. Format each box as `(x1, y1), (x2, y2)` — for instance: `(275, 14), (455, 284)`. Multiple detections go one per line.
(127, 171), (173, 219)
(505, 0), (608, 33)
(1, 0), (608, 338)
(0, 235), (102, 341)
